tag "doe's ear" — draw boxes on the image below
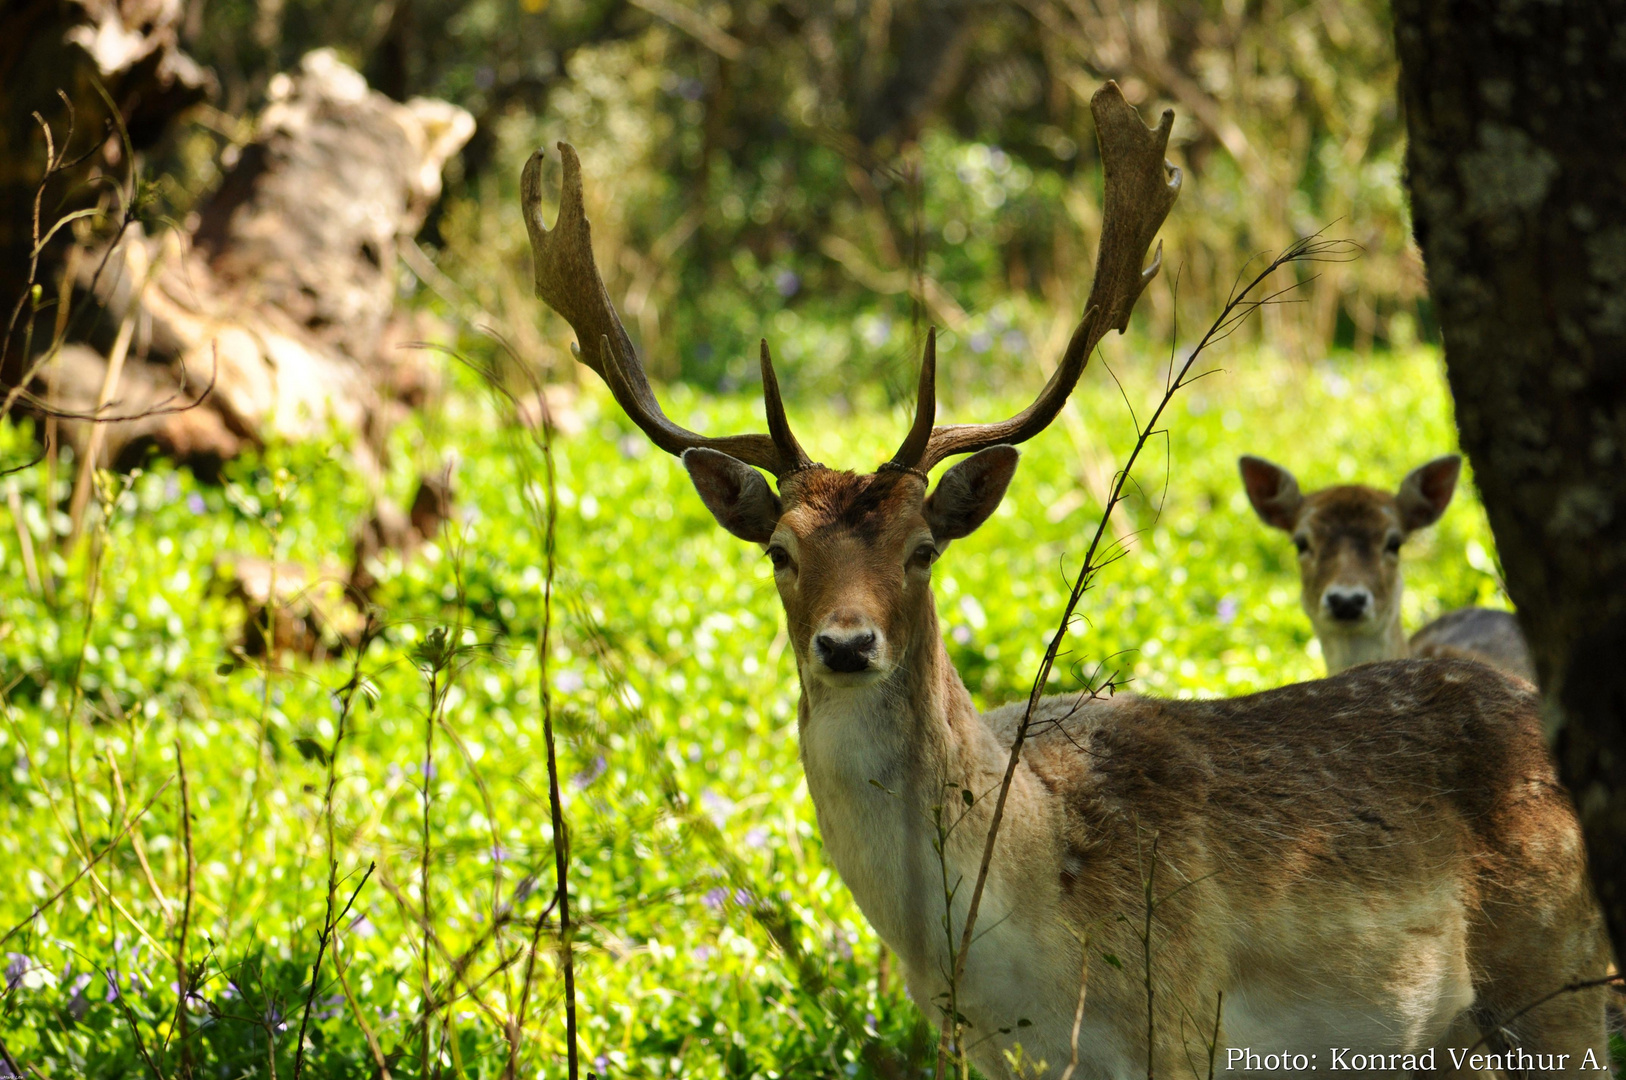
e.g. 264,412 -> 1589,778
1396,454 -> 1461,532
926,445 -> 1019,542
1239,455 -> 1303,531
683,448 -> 782,543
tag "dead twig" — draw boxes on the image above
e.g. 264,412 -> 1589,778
1463,973 -> 1624,1056
945,233 -> 1352,1045
1057,930 -> 1092,1080
173,735 -> 195,1079
105,961 -> 169,1080
292,862 -> 375,1080
450,336 -> 579,1080
0,776 -> 174,949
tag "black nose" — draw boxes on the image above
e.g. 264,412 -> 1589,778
1325,590 -> 1370,621
816,631 -> 877,673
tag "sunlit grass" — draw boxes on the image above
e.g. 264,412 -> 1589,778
0,344 -> 1511,1076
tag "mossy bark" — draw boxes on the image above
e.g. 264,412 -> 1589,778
1393,0 -> 1626,958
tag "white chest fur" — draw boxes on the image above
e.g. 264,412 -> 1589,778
799,685 -> 940,966
798,685 -> 1090,1079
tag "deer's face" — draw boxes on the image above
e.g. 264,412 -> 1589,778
769,471 -> 934,687
1240,454 -> 1463,637
1289,489 -> 1407,633
683,446 -> 1019,690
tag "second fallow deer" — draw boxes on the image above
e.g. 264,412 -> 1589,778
522,86 -> 1606,1077
1239,454 -> 1534,679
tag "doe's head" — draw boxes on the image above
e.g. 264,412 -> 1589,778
1239,454 -> 1462,636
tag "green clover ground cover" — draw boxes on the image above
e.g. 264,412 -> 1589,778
0,345 -> 1512,1077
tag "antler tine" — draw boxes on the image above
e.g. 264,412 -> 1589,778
521,143 -> 802,476
760,339 -> 815,472
886,328 -> 936,472
903,82 -> 1182,474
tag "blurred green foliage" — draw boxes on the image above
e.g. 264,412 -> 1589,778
148,0 -> 1419,401
0,345 -> 1528,1076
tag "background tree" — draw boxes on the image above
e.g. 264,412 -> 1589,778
1393,0 -> 1626,958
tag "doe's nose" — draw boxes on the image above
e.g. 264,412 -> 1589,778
1324,587 -> 1371,622
815,630 -> 878,673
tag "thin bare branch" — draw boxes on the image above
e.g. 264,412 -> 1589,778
292,862 -> 375,1080
0,777 -> 174,949
945,233 -> 1343,1016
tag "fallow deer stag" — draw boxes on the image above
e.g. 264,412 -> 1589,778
521,85 -> 1607,1078
1239,454 -> 1534,680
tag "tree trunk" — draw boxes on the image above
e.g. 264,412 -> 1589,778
1392,0 -> 1626,960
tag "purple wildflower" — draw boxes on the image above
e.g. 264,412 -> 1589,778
862,316 -> 892,348
572,754 -> 607,789
67,973 -> 93,1020
701,790 -> 733,827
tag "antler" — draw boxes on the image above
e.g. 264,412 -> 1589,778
889,81 -> 1182,474
520,144 -> 814,477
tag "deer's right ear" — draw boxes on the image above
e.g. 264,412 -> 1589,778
1396,454 -> 1461,532
1239,456 -> 1303,531
926,445 -> 1020,541
683,448 -> 783,544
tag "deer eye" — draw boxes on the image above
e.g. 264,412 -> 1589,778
1292,535 -> 1310,555
1384,534 -> 1403,555
910,543 -> 939,569
766,545 -> 793,572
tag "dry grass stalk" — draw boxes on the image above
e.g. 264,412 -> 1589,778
941,240 -> 1349,1060
173,734 -> 195,1078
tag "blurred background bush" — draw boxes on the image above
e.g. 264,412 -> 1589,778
120,0 -> 1418,400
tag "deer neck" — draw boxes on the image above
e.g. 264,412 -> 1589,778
795,596 -> 988,970
1318,603 -> 1408,674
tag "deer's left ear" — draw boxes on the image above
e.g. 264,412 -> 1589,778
1396,454 -> 1462,532
683,448 -> 783,543
926,445 -> 1019,542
